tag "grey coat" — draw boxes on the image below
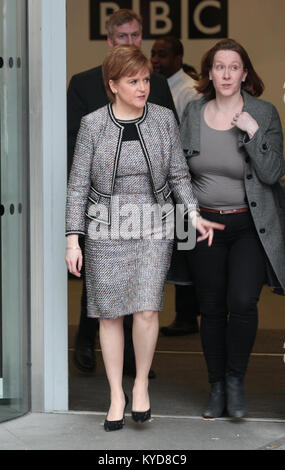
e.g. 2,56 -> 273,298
174,90 -> 285,289
66,102 -> 198,235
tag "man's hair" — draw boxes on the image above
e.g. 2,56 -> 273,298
106,9 -> 143,37
102,45 -> 152,102
162,36 -> 184,58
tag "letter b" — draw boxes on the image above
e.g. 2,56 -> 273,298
150,2 -> 172,35
141,0 -> 181,39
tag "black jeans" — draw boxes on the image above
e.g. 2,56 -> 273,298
191,211 -> 266,383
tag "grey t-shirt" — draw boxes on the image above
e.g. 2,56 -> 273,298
188,104 -> 248,210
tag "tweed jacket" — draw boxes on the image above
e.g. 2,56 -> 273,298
178,90 -> 285,289
66,102 -> 198,235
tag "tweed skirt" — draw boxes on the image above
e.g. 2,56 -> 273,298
84,237 -> 174,318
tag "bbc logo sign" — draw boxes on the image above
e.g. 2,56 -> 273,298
90,0 -> 228,40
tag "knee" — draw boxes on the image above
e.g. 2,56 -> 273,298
134,310 -> 158,324
100,317 -> 122,329
227,293 -> 258,316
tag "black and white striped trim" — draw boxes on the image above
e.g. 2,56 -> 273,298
65,230 -> 86,236
90,185 -> 111,199
85,212 -> 110,225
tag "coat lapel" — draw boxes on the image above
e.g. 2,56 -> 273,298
183,90 -> 272,152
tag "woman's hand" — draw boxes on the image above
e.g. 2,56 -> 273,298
65,235 -> 83,277
231,111 -> 259,139
190,211 -> 225,247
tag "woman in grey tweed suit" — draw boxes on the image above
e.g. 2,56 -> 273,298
65,46 -> 224,431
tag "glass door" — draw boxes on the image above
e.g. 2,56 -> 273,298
0,0 -> 30,422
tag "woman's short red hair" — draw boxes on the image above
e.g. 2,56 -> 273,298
103,45 -> 152,102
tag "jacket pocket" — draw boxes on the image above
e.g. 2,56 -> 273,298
157,181 -> 173,202
85,189 -> 111,225
88,186 -> 101,204
155,182 -> 175,220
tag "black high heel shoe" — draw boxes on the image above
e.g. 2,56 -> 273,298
104,393 -> 129,432
131,408 -> 151,423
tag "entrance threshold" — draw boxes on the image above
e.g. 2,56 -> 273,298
52,410 -> 285,424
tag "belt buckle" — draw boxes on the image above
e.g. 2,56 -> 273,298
219,209 -> 236,214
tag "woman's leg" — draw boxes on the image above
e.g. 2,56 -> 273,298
226,223 -> 266,378
132,310 -> 159,411
190,231 -> 228,417
192,222 -> 228,384
99,316 -> 126,420
224,213 -> 266,417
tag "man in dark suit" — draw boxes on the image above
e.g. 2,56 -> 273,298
67,9 -> 178,377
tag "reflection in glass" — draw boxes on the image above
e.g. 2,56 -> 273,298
0,0 -> 30,422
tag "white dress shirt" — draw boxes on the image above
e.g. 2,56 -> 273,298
167,68 -> 198,122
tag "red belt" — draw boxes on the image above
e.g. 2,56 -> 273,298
200,207 -> 248,215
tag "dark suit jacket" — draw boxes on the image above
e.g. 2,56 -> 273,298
67,65 -> 178,174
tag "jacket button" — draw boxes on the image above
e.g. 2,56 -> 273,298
262,143 -> 268,151
251,202 -> 257,207
245,157 -> 250,163
259,228 -> 266,234
247,174 -> 253,180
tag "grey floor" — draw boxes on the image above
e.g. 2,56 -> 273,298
0,328 -> 284,450
0,411 -> 285,450
69,329 -> 285,420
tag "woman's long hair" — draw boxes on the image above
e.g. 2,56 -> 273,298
196,39 -> 264,99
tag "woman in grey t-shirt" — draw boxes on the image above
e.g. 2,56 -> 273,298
181,39 -> 285,419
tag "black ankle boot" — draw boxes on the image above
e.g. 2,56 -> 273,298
226,375 -> 246,418
203,381 -> 226,418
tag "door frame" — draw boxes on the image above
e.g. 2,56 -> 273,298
28,0 -> 68,412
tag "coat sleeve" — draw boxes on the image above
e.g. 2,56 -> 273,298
243,104 -> 285,185
65,116 -> 93,236
167,112 -> 198,212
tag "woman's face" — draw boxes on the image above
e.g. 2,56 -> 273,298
109,67 -> 150,112
209,50 -> 248,98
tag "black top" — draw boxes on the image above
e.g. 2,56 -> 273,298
117,117 -> 140,142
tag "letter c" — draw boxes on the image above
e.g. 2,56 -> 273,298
193,0 -> 222,35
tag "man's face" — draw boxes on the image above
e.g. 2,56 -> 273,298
151,40 -> 180,78
108,19 -> 142,48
